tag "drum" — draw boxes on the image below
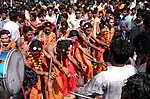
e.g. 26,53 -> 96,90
0,49 -> 25,95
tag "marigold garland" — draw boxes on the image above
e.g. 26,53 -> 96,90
27,52 -> 42,70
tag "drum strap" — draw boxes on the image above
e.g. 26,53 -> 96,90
40,75 -> 46,99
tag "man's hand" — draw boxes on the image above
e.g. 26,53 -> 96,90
95,96 -> 102,99
47,79 -> 53,89
76,76 -> 84,87
49,72 -> 57,79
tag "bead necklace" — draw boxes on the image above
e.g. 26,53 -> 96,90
27,52 -> 42,70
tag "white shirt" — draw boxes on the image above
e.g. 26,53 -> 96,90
130,1 -> 136,10
36,17 -> 42,24
25,10 -> 30,20
3,21 -> 20,42
68,13 -> 76,29
78,65 -> 137,99
71,17 -> 83,30
44,14 -> 56,24
68,13 -> 76,22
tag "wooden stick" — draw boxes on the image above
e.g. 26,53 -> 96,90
69,91 -> 94,99
47,57 -> 54,98
48,57 -> 53,80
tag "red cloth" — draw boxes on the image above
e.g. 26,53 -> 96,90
61,56 -> 77,96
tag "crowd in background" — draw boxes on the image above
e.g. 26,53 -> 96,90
0,0 -> 150,99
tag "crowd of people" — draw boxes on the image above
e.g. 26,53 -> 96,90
0,0 -> 150,99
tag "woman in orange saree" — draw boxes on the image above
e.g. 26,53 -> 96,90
25,39 -> 63,99
96,18 -> 115,73
25,40 -> 48,99
57,21 -> 70,38
38,22 -> 56,48
68,30 -> 96,80
43,41 -> 68,98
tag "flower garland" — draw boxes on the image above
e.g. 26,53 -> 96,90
27,52 -> 42,70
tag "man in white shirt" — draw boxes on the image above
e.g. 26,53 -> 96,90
67,6 -> 76,22
3,11 -> 20,42
44,7 -> 56,24
77,39 -> 137,99
71,9 -> 84,30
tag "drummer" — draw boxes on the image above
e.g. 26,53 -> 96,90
0,29 -> 16,53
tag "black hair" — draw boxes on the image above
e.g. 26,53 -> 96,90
0,29 -> 10,37
80,20 -> 85,26
121,73 -> 150,99
75,9 -> 81,12
61,21 -> 68,28
23,25 -> 33,34
9,11 -> 17,21
57,40 -> 71,54
94,7 -> 98,12
30,13 -> 36,20
59,5 -> 66,11
131,8 -> 136,11
133,32 -> 150,55
67,5 -> 72,11
47,7 -> 53,11
62,13 -> 68,19
87,9 -> 93,13
110,39 -> 134,64
143,12 -> 150,30
19,13 -> 25,21
54,9 -> 58,13
106,9 -> 113,15
1,10 -> 8,14
68,30 -> 79,38
29,39 -> 42,51
43,22 -> 52,28
133,32 -> 150,74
